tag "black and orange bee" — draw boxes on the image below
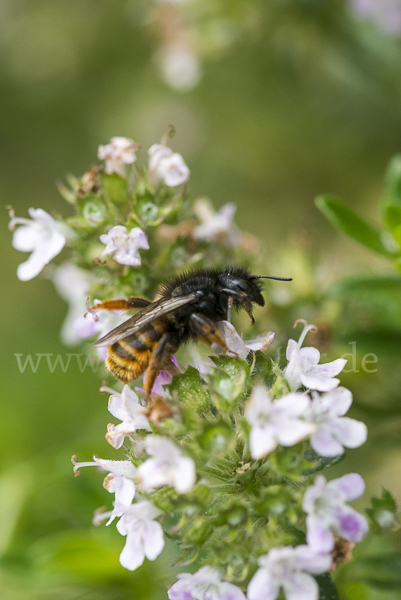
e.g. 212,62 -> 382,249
93,266 -> 291,398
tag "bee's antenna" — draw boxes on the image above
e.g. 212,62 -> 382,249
250,275 -> 293,281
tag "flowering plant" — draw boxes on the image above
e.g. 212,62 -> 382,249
8,132 -> 399,600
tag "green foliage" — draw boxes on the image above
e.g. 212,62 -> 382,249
315,196 -> 395,258
366,488 -> 400,533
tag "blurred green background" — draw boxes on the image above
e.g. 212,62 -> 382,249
2,1 -> 401,598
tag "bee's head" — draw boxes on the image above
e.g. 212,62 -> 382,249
218,267 -> 292,321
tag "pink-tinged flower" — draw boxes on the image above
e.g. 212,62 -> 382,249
216,320 -> 275,360
245,385 -> 316,459
116,500 -> 165,571
100,225 -> 149,266
168,567 -> 246,600
77,301 -> 129,359
303,473 -> 369,553
284,320 -> 347,392
53,263 -> 93,345
350,0 -> 401,35
148,144 -> 190,186
97,136 -> 139,176
9,207 -> 68,281
138,436 -> 196,494
71,456 -> 136,524
306,387 -> 368,457
248,545 -> 332,600
193,198 -> 240,247
105,385 -> 150,449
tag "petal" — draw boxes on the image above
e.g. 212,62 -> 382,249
323,387 -> 353,416
245,331 -> 275,352
334,507 -> 369,542
138,459 -> 169,490
220,582 -> 247,600
328,473 -> 365,502
218,321 -> 248,360
306,515 -> 335,553
284,572 -> 319,600
294,545 -> 332,574
274,393 -> 310,416
113,477 -> 136,506
173,457 -> 196,494
300,347 -> 321,367
308,358 -> 347,378
330,418 -> 368,449
94,458 -> 136,478
247,568 -> 280,600
249,426 -> 277,459
275,419 -> 316,446
108,394 -> 130,422
12,224 -> 39,251
310,428 -> 345,457
301,373 -> 341,393
119,531 -> 145,571
286,339 -> 298,362
142,520 -> 165,561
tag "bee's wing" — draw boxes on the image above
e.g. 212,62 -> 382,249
93,292 -> 198,347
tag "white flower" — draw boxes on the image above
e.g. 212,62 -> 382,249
138,436 -> 196,494
193,198 -> 240,247
53,263 -> 93,345
248,545 -> 332,600
303,473 -> 369,553
9,207 -> 68,281
148,144 -> 190,186
71,456 -> 137,524
159,44 -> 201,91
97,136 -> 139,176
284,320 -> 347,392
116,500 -> 165,571
216,320 -> 275,360
105,385 -> 150,449
168,566 -> 246,600
79,301 -> 129,359
306,387 -> 368,457
100,225 -> 149,266
245,385 -> 316,459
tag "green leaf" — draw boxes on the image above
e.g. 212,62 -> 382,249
350,555 -> 401,590
302,450 -> 344,475
383,201 -> 401,245
366,487 -> 400,531
315,195 -> 394,257
169,367 -> 211,415
316,573 -> 338,600
385,154 -> 401,203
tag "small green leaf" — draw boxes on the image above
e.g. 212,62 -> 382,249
383,201 -> 401,245
366,487 -> 400,531
315,195 -> 394,257
302,450 -> 344,475
316,573 -> 338,600
169,367 -> 211,415
101,173 -> 129,204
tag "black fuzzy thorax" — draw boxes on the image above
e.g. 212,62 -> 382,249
157,266 -> 265,345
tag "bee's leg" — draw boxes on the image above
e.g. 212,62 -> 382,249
190,313 -> 228,351
88,296 -> 152,312
221,288 -> 254,325
143,334 -> 172,401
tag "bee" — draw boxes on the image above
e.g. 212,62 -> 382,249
93,266 -> 292,398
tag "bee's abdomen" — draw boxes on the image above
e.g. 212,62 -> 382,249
105,321 -> 166,384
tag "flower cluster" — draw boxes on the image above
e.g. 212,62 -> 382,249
9,134 -> 373,600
